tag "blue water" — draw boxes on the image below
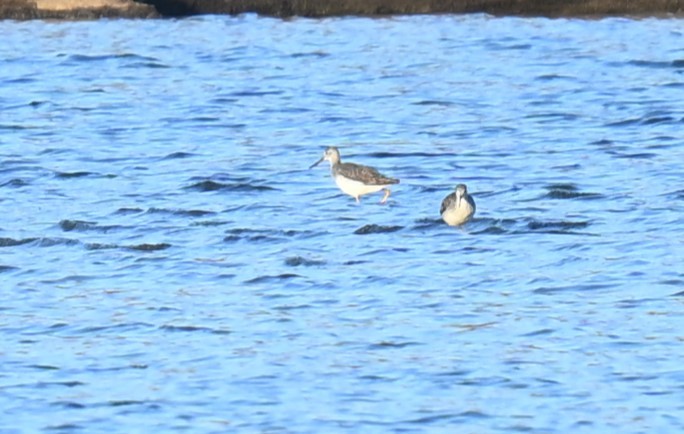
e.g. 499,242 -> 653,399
2,13 -> 684,433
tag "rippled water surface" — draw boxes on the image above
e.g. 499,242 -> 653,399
2,14 -> 684,433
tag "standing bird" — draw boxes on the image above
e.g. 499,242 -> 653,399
440,184 -> 476,226
310,147 -> 399,204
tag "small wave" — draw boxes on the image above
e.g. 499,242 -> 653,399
551,163 -> 582,171
485,40 -> 532,51
624,59 -> 684,69
412,218 -> 443,230
106,400 -> 155,407
369,341 -> 420,349
27,100 -> 49,107
113,207 -> 144,215
84,243 -> 119,250
223,228 -> 308,243
527,220 -> 590,231
284,256 -> 325,267
642,116 -> 676,125
661,82 -> 684,89
0,265 -> 19,273
188,115 -> 220,122
366,151 -> 440,158
185,179 -> 277,192
228,90 -> 284,97
2,77 -> 37,85
53,171 -> 95,179
614,298 -> 661,309
35,238 -> 80,247
59,220 -> 96,232
0,123 -> 35,130
318,115 -> 352,123
260,107 -> 311,114
0,178 -> 29,188
27,364 -> 59,371
123,62 -> 171,69
614,152 -> 657,159
159,325 -> 230,334
0,237 -> 81,248
125,243 -> 171,251
533,283 -> 614,295
521,328 -> 555,337
45,423 -> 84,431
412,100 -> 455,106
209,97 -> 239,104
450,217 -> 517,235
63,53 -> 160,63
405,411 -> 491,424
545,190 -> 603,199
535,73 -> 576,81
39,148 -> 75,155
663,189 -> 684,200
59,220 -> 123,233
162,151 -> 196,159
146,208 -> 216,217
606,115 -> 679,127
660,279 -> 684,287
245,273 -> 301,284
190,220 -> 230,227
590,138 -> 614,146
272,304 -> 312,311
354,224 -> 403,235
524,112 -> 581,122
289,51 -> 329,58
76,322 -> 152,334
544,183 -> 602,199
38,381 -> 86,390
473,226 -> 509,235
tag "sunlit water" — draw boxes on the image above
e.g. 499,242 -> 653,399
1,14 -> 684,433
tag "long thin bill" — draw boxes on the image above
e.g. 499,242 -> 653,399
309,157 -> 324,169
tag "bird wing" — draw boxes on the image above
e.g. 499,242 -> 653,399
337,162 -> 399,185
467,195 -> 476,213
440,192 -> 456,215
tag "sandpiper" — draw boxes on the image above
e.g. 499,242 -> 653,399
440,184 -> 476,226
309,147 -> 399,203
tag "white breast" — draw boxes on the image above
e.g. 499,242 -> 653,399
334,174 -> 386,198
441,202 -> 475,226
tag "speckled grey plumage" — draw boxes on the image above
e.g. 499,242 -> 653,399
333,161 -> 398,186
310,146 -> 399,203
441,184 -> 476,226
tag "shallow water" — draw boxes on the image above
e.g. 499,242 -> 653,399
1,14 -> 684,433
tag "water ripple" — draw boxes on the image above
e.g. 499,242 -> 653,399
185,179 -> 277,192
1,14 -> 683,434
354,224 -> 404,234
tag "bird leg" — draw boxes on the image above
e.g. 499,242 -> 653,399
380,189 -> 391,204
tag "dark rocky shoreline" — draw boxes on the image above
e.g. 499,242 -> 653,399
2,0 -> 683,20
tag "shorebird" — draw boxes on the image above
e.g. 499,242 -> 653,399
309,147 -> 399,203
440,184 -> 476,226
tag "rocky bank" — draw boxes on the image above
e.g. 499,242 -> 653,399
1,0 -> 683,20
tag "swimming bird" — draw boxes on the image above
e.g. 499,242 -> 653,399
309,147 -> 399,203
440,184 -> 476,226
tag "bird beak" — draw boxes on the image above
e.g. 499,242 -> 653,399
309,156 -> 324,169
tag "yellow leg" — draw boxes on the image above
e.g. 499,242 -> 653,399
380,189 -> 391,204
